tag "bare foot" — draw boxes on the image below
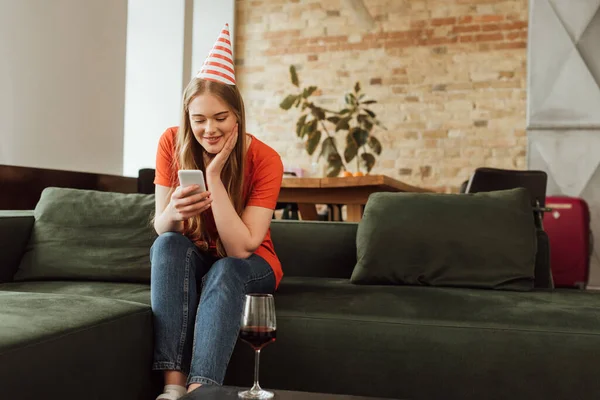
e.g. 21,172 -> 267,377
188,383 -> 202,393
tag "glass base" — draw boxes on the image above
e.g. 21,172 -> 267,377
238,388 -> 274,399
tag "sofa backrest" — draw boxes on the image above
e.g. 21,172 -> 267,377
270,220 -> 357,279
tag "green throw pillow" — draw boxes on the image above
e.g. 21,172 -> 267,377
350,188 -> 537,291
15,187 -> 157,283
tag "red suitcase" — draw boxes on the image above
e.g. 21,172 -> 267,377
543,196 -> 592,289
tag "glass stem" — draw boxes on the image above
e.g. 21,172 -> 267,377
251,349 -> 261,391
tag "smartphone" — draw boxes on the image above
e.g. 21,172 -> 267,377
178,169 -> 207,193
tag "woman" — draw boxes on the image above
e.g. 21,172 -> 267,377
151,24 -> 283,399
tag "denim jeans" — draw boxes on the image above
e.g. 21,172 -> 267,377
150,232 -> 276,386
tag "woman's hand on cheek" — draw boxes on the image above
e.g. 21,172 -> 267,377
206,123 -> 238,179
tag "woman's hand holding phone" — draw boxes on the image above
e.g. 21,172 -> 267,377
168,169 -> 212,221
167,185 -> 212,221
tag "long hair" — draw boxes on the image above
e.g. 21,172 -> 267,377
175,78 -> 246,257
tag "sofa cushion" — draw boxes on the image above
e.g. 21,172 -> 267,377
350,188 -> 537,291
14,187 -> 156,283
0,281 -> 151,305
225,277 -> 600,400
0,291 -> 155,399
270,220 -> 357,278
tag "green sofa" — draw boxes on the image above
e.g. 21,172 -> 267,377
1,188 -> 600,400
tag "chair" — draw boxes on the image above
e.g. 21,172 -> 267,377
462,167 -> 553,289
137,168 -> 156,195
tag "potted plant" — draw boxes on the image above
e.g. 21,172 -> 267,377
280,66 -> 384,177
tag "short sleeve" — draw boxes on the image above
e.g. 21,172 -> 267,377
247,154 -> 284,210
154,127 -> 178,187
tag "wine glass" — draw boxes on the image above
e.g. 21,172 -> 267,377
238,294 -> 277,399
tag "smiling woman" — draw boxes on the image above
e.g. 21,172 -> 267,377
149,23 -> 284,400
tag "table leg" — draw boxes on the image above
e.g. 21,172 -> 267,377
298,203 -> 319,221
346,204 -> 364,222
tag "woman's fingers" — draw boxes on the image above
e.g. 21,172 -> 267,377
175,197 -> 213,218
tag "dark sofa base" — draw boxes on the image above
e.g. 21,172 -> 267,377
2,277 -> 600,400
0,291 -> 155,400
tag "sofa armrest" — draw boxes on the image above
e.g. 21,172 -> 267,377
534,228 -> 553,289
0,211 -> 34,283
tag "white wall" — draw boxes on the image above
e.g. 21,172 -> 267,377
191,1 -> 236,79
122,0 -> 235,177
0,0 -> 128,175
122,0 -> 187,177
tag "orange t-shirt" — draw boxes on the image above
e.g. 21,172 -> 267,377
154,127 -> 284,288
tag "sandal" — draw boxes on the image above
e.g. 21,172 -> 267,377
156,384 -> 187,400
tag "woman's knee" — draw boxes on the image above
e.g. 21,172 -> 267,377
150,232 -> 194,259
206,257 -> 245,281
203,256 -> 273,292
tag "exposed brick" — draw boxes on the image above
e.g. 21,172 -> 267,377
475,15 -> 504,23
236,0 -> 527,192
411,20 -> 428,28
475,33 -> 504,42
420,166 -> 432,178
431,17 -> 457,26
453,25 -> 481,33
494,42 -> 527,50
502,21 -> 528,30
482,24 -> 501,32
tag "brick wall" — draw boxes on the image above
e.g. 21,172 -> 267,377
235,0 -> 528,192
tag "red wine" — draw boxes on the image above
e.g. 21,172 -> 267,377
239,326 -> 276,350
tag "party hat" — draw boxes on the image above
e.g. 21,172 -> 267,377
196,23 -> 236,85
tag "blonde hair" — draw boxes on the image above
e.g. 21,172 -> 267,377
175,78 -> 246,257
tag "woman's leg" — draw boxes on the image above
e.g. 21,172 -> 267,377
187,254 -> 276,388
150,232 -> 215,387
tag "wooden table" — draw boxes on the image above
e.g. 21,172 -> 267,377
279,175 -> 431,222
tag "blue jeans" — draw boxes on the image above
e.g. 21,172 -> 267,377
150,232 -> 276,386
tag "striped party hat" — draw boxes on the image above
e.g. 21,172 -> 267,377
196,23 -> 236,85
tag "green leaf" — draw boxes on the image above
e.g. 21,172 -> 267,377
327,116 -> 341,125
358,94 -> 365,101
336,116 -> 352,131
357,114 -> 373,131
318,137 -> 337,161
280,95 -> 298,110
339,108 -> 351,115
304,119 -> 318,137
326,153 -> 343,177
344,137 -> 358,163
364,108 -> 376,118
306,130 -> 322,155
354,82 -> 361,94
294,96 -> 302,108
361,153 -> 376,173
345,93 -> 357,105
303,86 -> 317,98
351,127 -> 369,147
368,136 -> 382,155
290,65 -> 299,87
311,106 -> 326,120
296,114 -> 308,137
361,100 -> 377,105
